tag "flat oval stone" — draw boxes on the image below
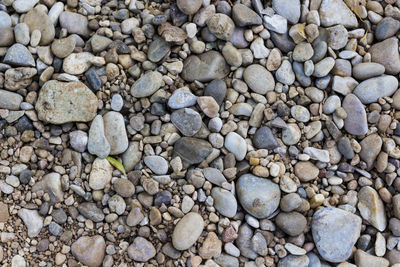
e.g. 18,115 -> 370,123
342,94 -> 368,135
181,51 -> 229,82
172,212 -> 204,250
59,11 -> 90,37
0,90 -> 23,110
211,187 -> 237,218
144,156 -> 169,175
51,36 -> 76,58
312,207 -> 362,263
203,167 -> 227,186
168,89 -> 197,109
173,137 -> 213,166
89,158 -> 113,190
35,80 -> 97,124
224,132 -> 247,161
375,17 -> 400,41
294,161 -> 319,182
236,174 -> 280,219
62,52 -> 93,75
128,237 -> 156,262
171,108 -> 202,136
88,115 -> 111,159
243,64 -> 275,94
131,71 -> 163,98
232,3 -> 262,27
353,75 -> 398,104
148,37 -> 170,63
352,62 -> 385,80
206,13 -> 235,41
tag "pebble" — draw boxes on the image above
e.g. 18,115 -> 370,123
171,108 -> 202,136
352,62 -> 385,80
369,37 -> 400,75
148,37 -> 170,63
88,115 -> 111,159
313,57 -> 335,77
253,126 -> 278,149
0,11 -> 11,28
71,235 -> 105,267
207,13 -> 235,41
375,17 -> 400,41
197,96 -> 219,118
224,132 -> 247,161
294,161 -> 319,182
103,111 -> 129,155
181,51 -> 230,82
278,255 -> 309,267
243,64 -> 275,94
78,203 -> 105,222
359,134 -> 382,170
69,130 -> 87,153
144,156 -> 168,175
263,14 -> 287,34
272,0 -> 300,24
128,237 -> 156,262
168,89 -> 197,109
177,0 -> 202,15
32,173 -> 64,202
358,186 -> 387,231
291,105 -> 310,122
4,44 -> 35,67
59,11 -> 90,37
173,137 -> 212,166
293,42 -> 314,62
172,212 -> 204,250
211,187 -> 237,218
204,79 -> 227,106
18,208 -> 43,238
282,123 -> 301,145
12,0 -> 38,13
23,9 -> 55,45
35,80 -> 97,124
355,249 -> 390,267
51,36 -> 76,58
232,4 -> 262,27
236,174 -> 280,219
353,75 -> 398,104
319,0 -> 358,28
276,60 -> 295,85
276,212 -> 307,236
0,90 -> 23,110
312,207 -> 362,263
110,94 -> 123,111
342,94 -> 368,135
11,255 -> 26,267
280,193 -> 302,212
14,23 -> 30,46
131,71 -> 163,98
89,158 -> 113,190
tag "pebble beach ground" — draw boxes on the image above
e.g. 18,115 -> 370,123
1,0 -> 400,266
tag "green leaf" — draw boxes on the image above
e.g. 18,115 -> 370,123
106,156 -> 126,175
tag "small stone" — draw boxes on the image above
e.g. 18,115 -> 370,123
313,57 -> 335,77
168,89 -> 197,109
23,8 -> 55,45
236,174 -> 280,219
177,0 -> 202,15
204,79 -> 227,106
276,60 -> 295,85
319,0 -> 358,28
211,188 -> 237,218
88,115 -> 111,159
293,42 -> 314,62
276,212 -> 307,236
263,14 -> 288,34
0,90 -> 23,110
110,94 -> 123,112
355,249 -> 389,267
225,132 -> 247,161
359,134 -> 382,170
14,23 -> 30,45
278,255 -> 309,267
51,36 -> 76,58
199,232 -> 222,259
291,105 -> 310,122
144,156 -> 168,175
172,212 -> 204,250
312,207 -> 362,263
181,51 -> 230,82
207,13 -> 235,41
253,126 -> 278,149
342,94 -> 368,135
375,17 -> 400,41
148,37 -> 170,63
352,63 -> 385,80
358,186 -> 387,231
294,161 -> 319,182
13,0 -> 38,13
232,3 -> 262,27
327,25 -> 348,50
0,11 -> 11,28
89,158 -> 113,190
126,207 -> 144,227
197,96 -> 219,118
128,237 -> 156,262
122,142 -> 141,172
59,11 -> 90,37
4,44 -> 35,67
69,130 -> 87,153
369,37 -> 400,75
103,111 -> 128,155
272,0 -> 300,24
71,235 -> 105,267
173,137 -> 212,166
282,123 -> 301,145
250,37 -> 270,59
11,255 -> 26,267
32,173 -> 64,202
62,52 -> 94,75
35,80 -> 97,124
171,108 -> 202,136
113,179 -> 135,198
78,203 -> 105,222
280,193 -> 302,212
18,208 -> 43,238
353,75 -> 398,104
243,64 -> 275,94
131,71 -> 162,98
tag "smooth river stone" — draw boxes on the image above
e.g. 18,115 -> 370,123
35,80 -> 97,124
23,8 -> 55,45
173,137 -> 213,166
130,71 -> 163,98
71,235 -> 105,267
353,75 -> 398,104
236,174 -> 280,219
103,111 -> 129,155
342,94 -> 368,135
211,187 -> 237,218
172,212 -> 204,250
312,207 -> 362,263
243,64 -> 275,94
358,186 -> 387,231
181,51 -> 230,82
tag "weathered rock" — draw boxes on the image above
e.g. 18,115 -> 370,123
18,209 -> 43,238
173,137 -> 213,166
276,212 -> 307,236
89,158 -> 113,190
342,94 -> 368,135
35,80 -> 97,124
0,90 -> 23,110
294,161 -> 319,182
23,8 -> 55,45
206,13 -> 235,41
358,186 -> 387,231
232,4 -> 262,26
88,115 -> 110,159
355,249 -> 389,267
359,134 -> 382,170
59,11 -> 90,37
312,207 -> 361,263
369,37 -> 400,75
243,64 -> 275,94
71,236 -> 105,267
3,44 -> 35,67
224,132 -> 247,161
211,188 -> 237,218
272,0 -> 300,24
32,173 -> 63,202
319,0 -> 358,28
236,174 -> 280,219
62,52 -> 94,75
181,51 -> 230,82
171,108 -> 202,136
77,203 -> 105,222
127,237 -> 156,262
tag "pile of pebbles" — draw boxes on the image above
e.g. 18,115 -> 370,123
2,0 -> 400,266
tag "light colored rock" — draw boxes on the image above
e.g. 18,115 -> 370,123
71,235 -> 105,267
225,132 -> 247,161
18,209 -> 43,238
103,111 -> 129,155
88,115 -> 110,159
358,186 -> 387,231
172,212 -> 204,250
353,75 -> 398,104
89,158 -> 113,190
32,173 -> 63,202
